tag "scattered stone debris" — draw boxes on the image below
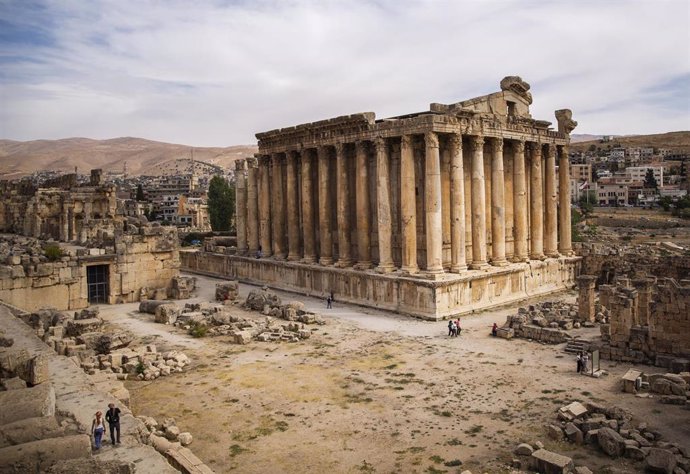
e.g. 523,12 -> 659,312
543,400 -> 690,473
501,301 -> 583,344
215,280 -> 239,303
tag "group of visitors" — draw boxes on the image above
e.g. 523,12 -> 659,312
447,319 -> 462,337
576,351 -> 589,374
91,403 -> 121,450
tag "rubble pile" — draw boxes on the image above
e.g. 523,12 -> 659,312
139,287 -> 324,344
80,345 -> 190,381
542,401 -> 690,473
500,301 -> 588,344
622,369 -> 690,406
138,416 -> 193,447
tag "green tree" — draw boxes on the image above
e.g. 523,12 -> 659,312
578,194 -> 594,217
207,175 -> 235,231
644,168 -> 658,190
136,184 -> 145,201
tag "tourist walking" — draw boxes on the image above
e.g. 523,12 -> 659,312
455,319 -> 462,336
91,411 -> 105,450
105,403 -> 121,445
581,352 -> 589,374
326,295 -> 332,309
491,323 -> 498,337
576,352 -> 582,373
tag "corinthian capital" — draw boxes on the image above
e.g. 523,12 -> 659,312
424,132 -> 439,149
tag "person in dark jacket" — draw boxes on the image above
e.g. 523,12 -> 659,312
105,403 -> 121,445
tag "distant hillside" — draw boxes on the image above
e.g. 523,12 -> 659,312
570,131 -> 690,153
0,137 -> 258,179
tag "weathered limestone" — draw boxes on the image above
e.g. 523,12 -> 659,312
270,153 -> 286,259
558,145 -> 573,256
222,77 -> 579,319
301,149 -> 316,263
375,138 -> 395,273
286,151 -> 301,261
258,156 -> 272,257
470,136 -> 488,269
0,383 -> 55,425
317,146 -> 333,265
529,142 -> 545,260
0,435 -> 91,472
335,143 -> 352,267
577,275 -> 597,322
449,133 -> 467,273
355,141 -> 372,269
246,157 -> 260,255
425,132 -> 443,275
490,138 -> 507,266
544,144 -> 558,257
512,141 -> 529,262
400,135 -> 418,274
234,159 -> 248,255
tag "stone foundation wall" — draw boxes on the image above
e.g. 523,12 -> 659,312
0,230 -> 179,311
597,277 -> 690,365
181,250 -> 580,320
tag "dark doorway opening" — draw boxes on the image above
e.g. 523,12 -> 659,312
87,265 -> 109,304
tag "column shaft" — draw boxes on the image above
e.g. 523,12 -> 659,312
301,149 -> 316,262
355,141 -> 372,268
558,145 -> 573,255
375,138 -> 394,272
317,146 -> 333,265
271,153 -> 286,259
400,135 -> 418,273
544,144 -> 559,257
235,159 -> 248,255
512,142 -> 528,262
529,143 -> 545,259
258,156 -> 272,257
449,133 -> 467,272
246,158 -> 260,254
490,138 -> 507,265
335,143 -> 352,266
286,151 -> 301,260
470,136 -> 488,269
425,132 -> 443,274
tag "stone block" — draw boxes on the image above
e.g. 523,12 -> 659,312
597,427 -> 626,457
546,424 -> 563,440
154,304 -> 180,325
514,443 -> 534,456
65,318 -> 103,337
139,300 -> 168,314
0,383 -> 56,426
645,448 -> 677,473
531,448 -> 574,474
0,377 -> 27,390
564,422 -> 584,445
232,331 -> 252,345
0,416 -> 63,448
0,434 -> 90,472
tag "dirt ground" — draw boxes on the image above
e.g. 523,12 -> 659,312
98,274 -> 690,474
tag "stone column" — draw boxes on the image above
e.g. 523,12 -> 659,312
69,208 -> 76,241
512,141 -> 528,262
400,135 -> 418,274
301,149 -> 316,263
258,156 -> 272,257
424,132 -> 443,275
60,205 -> 69,242
577,275 -> 597,323
544,144 -> 559,257
335,143 -> 352,267
246,158 -> 260,255
470,135 -> 488,269
270,153 -> 286,259
558,145 -> 573,255
355,141 -> 372,269
286,151 -> 301,261
449,133 -> 467,273
490,138 -> 507,266
235,159 -> 248,255
375,137 -> 394,272
529,143 -> 544,260
317,146 -> 333,265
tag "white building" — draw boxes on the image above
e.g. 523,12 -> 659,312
626,166 -> 664,186
597,183 -> 628,206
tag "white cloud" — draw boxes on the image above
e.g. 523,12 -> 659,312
1,0 -> 688,146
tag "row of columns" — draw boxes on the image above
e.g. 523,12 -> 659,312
235,132 -> 573,276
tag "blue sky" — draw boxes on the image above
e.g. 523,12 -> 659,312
0,0 -> 688,146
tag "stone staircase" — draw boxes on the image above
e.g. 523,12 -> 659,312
564,338 -> 590,355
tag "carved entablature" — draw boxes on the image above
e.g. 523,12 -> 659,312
500,76 -> 533,105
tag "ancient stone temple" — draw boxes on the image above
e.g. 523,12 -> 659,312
190,77 -> 581,319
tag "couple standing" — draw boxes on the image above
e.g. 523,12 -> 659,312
91,403 -> 121,450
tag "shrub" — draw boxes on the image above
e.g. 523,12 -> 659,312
188,321 -> 208,338
44,244 -> 63,261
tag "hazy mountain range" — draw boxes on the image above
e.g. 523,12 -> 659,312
1,132 -> 688,180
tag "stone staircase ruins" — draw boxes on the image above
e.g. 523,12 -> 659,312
564,338 -> 591,355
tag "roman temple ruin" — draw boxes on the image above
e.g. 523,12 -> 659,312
183,77 -> 581,319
